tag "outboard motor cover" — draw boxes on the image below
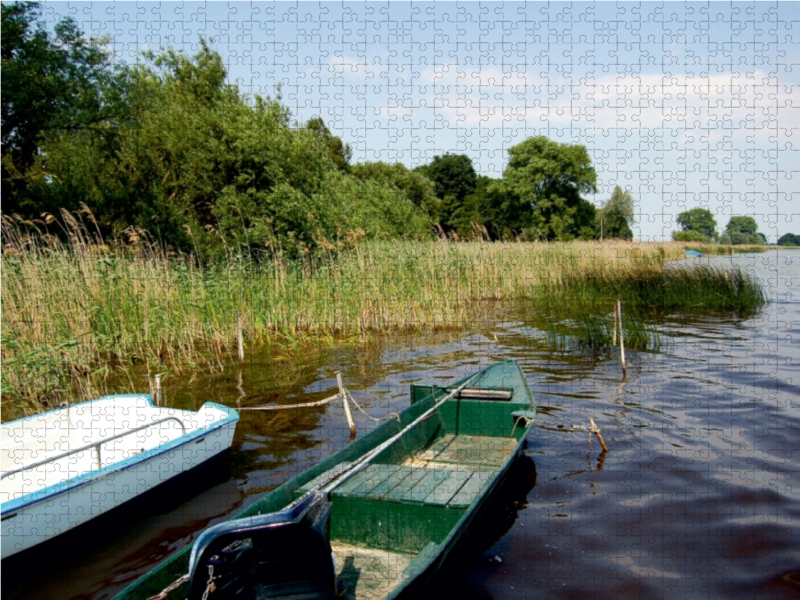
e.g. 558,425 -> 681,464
187,492 -> 336,600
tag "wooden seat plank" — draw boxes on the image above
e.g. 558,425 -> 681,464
421,469 -> 472,506
448,471 -> 495,508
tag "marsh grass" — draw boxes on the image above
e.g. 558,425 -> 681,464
685,243 -> 768,256
1,215 -> 766,417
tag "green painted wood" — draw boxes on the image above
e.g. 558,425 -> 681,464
334,464 -> 392,497
367,466 -> 414,499
382,467 -> 431,502
416,434 -> 517,468
448,471 -> 495,508
421,469 -> 472,506
404,469 -> 453,503
294,462 -> 351,498
330,496 -> 464,554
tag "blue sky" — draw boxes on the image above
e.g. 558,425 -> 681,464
39,1 -> 800,241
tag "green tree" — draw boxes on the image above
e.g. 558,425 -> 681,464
725,216 -> 757,236
304,117 -> 351,172
724,216 -> 765,245
350,161 -> 441,222
414,154 -> 477,231
676,208 -> 718,241
502,136 -> 598,241
2,2 -> 122,214
672,230 -> 706,242
778,233 -> 800,246
597,186 -> 635,240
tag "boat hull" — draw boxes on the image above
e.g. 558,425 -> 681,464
1,398 -> 238,558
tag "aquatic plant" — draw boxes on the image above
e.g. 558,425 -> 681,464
1,215 -> 766,416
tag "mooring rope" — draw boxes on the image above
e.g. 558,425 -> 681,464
237,393 -> 340,411
344,388 -> 400,423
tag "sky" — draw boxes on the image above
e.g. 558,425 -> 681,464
37,1 -> 800,242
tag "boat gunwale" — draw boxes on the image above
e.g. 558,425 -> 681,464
1,398 -> 239,514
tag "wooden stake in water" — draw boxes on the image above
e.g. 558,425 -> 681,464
337,372 -> 356,440
612,301 -> 618,346
237,311 -> 245,362
589,418 -> 609,453
617,299 -> 627,380
154,374 -> 162,405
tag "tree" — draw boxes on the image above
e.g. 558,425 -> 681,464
350,161 -> 441,222
672,230 -> 706,242
724,216 -> 765,245
2,2 -> 122,214
724,216 -> 757,236
414,154 -> 477,231
502,136 -> 597,240
778,233 -> 800,246
304,117 -> 351,172
597,186 -> 635,240
675,208 -> 718,241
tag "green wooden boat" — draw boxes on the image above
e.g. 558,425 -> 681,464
115,359 -> 536,600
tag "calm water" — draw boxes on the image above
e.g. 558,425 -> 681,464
4,250 -> 799,600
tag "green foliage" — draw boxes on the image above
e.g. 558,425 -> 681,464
1,2 -> 124,213
778,233 -> 800,246
502,136 -> 598,241
414,154 -> 477,231
725,215 -> 758,236
597,186 -> 635,239
11,33 -> 429,257
350,161 -> 441,223
304,117 -> 352,172
676,208 -> 718,241
672,230 -> 706,242
720,216 -> 765,245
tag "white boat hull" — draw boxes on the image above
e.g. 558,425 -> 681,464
1,396 -> 239,557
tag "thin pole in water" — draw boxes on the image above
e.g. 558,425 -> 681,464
237,311 -> 245,362
154,374 -> 162,405
617,299 -> 627,380
337,372 -> 356,440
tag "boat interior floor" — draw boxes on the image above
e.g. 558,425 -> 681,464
406,434 -> 518,470
331,543 -> 414,600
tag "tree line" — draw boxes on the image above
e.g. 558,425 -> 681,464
672,208 -> 790,245
2,3 -> 635,259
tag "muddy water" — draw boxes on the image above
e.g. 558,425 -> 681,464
3,250 -> 799,600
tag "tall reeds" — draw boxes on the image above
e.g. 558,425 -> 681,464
1,214 -> 765,417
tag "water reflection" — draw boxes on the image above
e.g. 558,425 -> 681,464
3,251 -> 799,600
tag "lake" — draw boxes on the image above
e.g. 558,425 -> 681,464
3,249 -> 798,600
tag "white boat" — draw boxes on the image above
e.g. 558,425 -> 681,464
0,394 -> 239,557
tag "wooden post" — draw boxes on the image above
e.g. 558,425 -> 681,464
612,301 -> 618,346
589,418 -> 609,453
237,311 -> 245,362
154,374 -> 162,405
337,372 -> 356,440
617,299 -> 627,380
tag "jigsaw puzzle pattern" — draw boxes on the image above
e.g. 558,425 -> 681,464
2,3 -> 798,600
40,1 -> 799,241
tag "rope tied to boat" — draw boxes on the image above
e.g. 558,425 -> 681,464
236,380 -> 400,424
509,415 -> 533,439
344,388 -> 401,423
144,574 -> 189,600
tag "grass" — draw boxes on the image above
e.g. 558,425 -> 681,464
685,243 -> 768,255
1,214 -> 767,418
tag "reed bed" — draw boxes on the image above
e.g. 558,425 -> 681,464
685,243 -> 768,255
1,216 -> 765,417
